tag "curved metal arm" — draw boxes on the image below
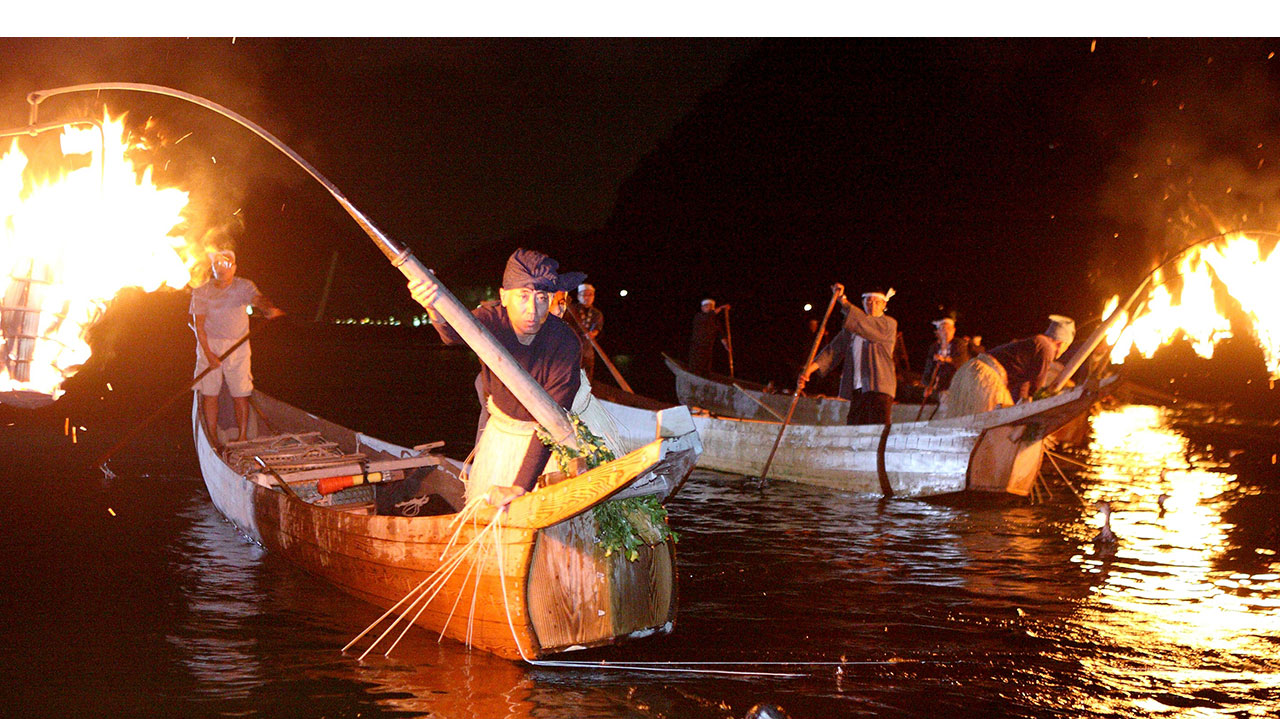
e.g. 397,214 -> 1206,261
1051,229 -> 1280,391
28,82 -> 578,445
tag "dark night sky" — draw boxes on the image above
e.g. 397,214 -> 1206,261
3,36 -> 1279,391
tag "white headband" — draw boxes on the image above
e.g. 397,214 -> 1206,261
861,288 -> 895,302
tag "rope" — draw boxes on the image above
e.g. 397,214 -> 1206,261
1044,448 -> 1090,469
1044,451 -> 1088,507
344,499 -> 498,659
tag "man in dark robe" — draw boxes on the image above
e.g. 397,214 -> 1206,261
800,286 -> 899,425
410,248 -> 584,505
941,315 -> 1075,418
568,283 -> 604,382
987,315 -> 1075,401
921,317 -> 971,396
688,298 -> 728,376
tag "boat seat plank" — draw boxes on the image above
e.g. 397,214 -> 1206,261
271,455 -> 446,484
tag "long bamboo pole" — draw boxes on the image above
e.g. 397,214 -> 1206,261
564,307 -> 633,393
27,83 -> 578,447
723,305 -> 735,378
93,329 -> 254,471
759,284 -> 843,483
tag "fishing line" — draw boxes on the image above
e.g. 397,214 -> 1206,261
490,513 -> 908,680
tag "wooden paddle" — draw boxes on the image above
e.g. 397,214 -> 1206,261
914,363 -> 942,421
253,455 -> 300,499
723,304 -> 735,378
758,283 -> 844,484
94,328 -> 257,475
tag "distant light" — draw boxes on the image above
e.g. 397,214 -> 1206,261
803,303 -> 812,312
619,290 -> 628,297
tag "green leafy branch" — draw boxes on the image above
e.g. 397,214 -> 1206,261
593,495 -> 679,562
537,414 -> 677,561
537,413 -> 615,472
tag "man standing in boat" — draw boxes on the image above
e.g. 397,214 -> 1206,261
191,249 -> 284,445
921,317 -> 971,398
688,298 -> 729,376
940,314 -> 1075,418
410,248 -> 585,507
568,283 -> 604,382
799,286 -> 899,425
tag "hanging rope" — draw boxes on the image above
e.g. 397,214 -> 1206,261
343,499 -> 500,659
1044,450 -> 1088,507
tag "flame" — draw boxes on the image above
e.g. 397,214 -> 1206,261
1104,232 -> 1280,378
1,110 -> 193,405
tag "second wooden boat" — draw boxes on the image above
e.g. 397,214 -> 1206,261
596,375 -> 1114,498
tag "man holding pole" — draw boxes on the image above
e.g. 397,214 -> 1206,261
411,248 -> 585,507
568,283 -> 603,382
921,317 -> 970,397
799,286 -> 898,425
688,298 -> 729,376
191,249 -> 284,445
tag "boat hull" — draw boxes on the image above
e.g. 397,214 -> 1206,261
689,414 -> 975,496
194,391 -> 696,660
598,376 -> 1114,497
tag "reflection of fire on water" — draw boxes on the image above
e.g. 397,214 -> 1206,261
1101,231 -> 1280,379
0,111 -> 193,407
1073,405 -> 1280,705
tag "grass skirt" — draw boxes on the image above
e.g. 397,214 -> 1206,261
465,371 -> 628,504
938,354 -> 1013,419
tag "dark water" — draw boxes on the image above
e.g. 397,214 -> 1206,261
3,319 -> 1279,718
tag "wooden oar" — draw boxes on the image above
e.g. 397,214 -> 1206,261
564,308 -> 634,393
732,383 -> 785,422
758,284 -> 844,484
723,304 -> 735,378
914,363 -> 942,421
253,455 -> 300,499
94,329 -> 254,474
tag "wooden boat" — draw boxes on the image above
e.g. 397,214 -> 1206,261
665,353 -> 962,425
596,374 -> 1115,498
194,390 -> 701,661
665,354 -> 856,424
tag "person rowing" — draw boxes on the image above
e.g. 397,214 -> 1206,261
799,286 -> 899,426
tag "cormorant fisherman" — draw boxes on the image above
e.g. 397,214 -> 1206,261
411,248 -> 585,507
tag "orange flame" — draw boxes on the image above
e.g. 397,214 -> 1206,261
1104,232 -> 1280,378
1,110 -> 193,405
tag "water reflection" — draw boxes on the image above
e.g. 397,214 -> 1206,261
166,497 -> 266,706
1067,404 -> 1280,713
8,397 -> 1278,717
